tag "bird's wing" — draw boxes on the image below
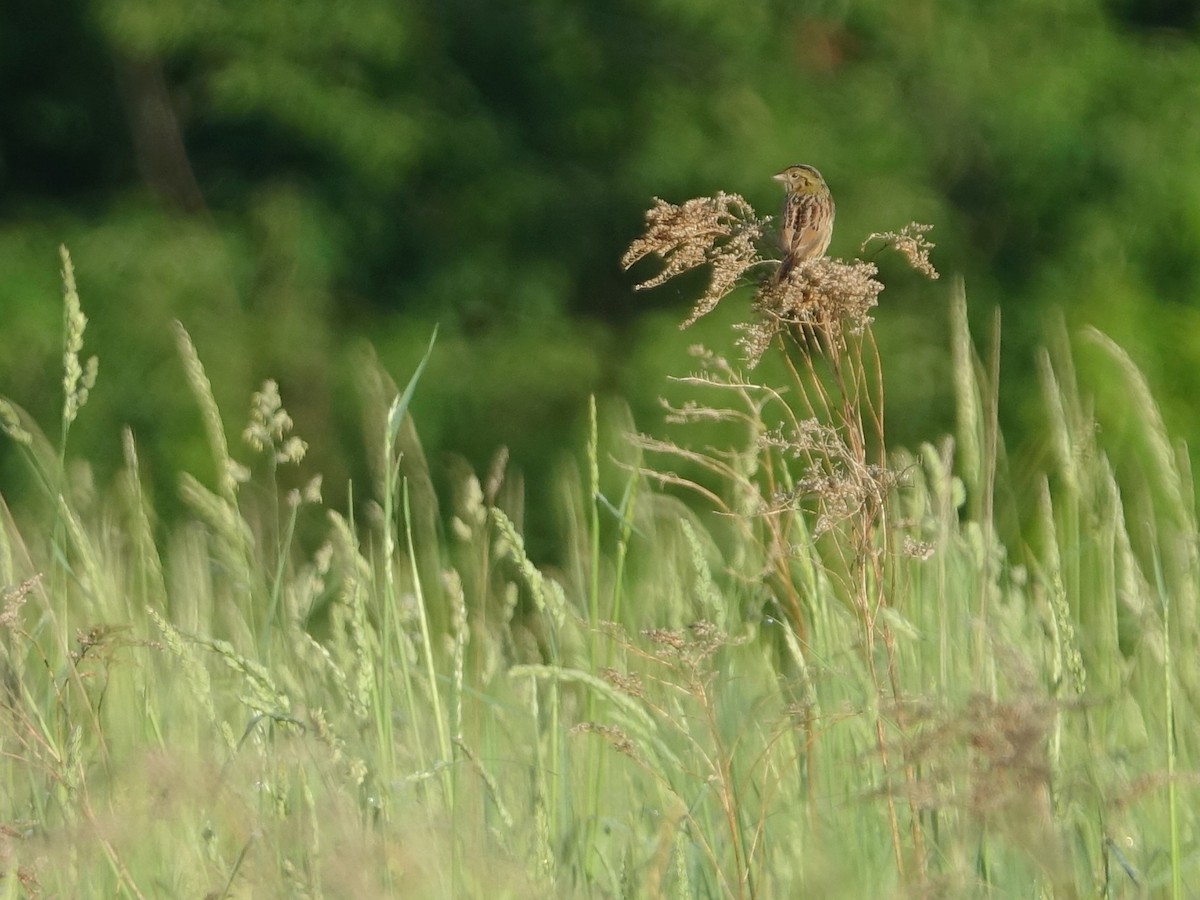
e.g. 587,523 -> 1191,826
782,194 -> 834,261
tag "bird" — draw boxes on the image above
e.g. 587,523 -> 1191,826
773,164 -> 834,281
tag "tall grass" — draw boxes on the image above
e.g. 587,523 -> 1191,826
0,232 -> 1195,897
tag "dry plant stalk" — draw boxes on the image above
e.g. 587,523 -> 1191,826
622,191 -> 939,621
624,189 -> 940,883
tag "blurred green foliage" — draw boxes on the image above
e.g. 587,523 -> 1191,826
2,0 -> 1199,546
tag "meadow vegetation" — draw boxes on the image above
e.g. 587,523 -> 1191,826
1,213 -> 1196,897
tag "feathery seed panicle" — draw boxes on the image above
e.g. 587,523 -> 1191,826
146,606 -> 239,750
621,192 -> 768,328
244,379 -> 308,465
601,667 -> 645,699
301,475 -> 324,504
491,507 -> 569,627
0,399 -> 32,446
757,417 -> 899,535
862,223 -> 940,280
59,246 -> 98,427
889,691 -> 1056,823
570,722 -> 639,759
738,257 -> 884,366
641,621 -> 727,667
174,321 -> 246,498
0,576 -> 40,628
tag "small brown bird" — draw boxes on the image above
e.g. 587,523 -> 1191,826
773,164 -> 834,280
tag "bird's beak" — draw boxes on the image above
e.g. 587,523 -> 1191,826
772,172 -> 787,182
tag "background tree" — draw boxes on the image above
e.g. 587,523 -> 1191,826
2,0 -> 1198,548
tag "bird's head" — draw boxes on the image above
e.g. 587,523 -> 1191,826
773,164 -> 827,193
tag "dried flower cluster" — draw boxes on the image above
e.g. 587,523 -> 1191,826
624,192 -> 937,367
0,576 -> 40,628
889,692 -> 1055,821
621,192 -> 768,328
862,222 -> 939,280
760,419 -> 897,534
601,667 -> 645,698
738,256 -> 884,366
570,722 -> 638,759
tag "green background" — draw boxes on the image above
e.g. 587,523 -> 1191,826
3,0 -> 1199,544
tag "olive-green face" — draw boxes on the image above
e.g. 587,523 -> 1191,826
774,165 -> 825,191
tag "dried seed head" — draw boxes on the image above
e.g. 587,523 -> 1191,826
738,257 -> 884,366
622,193 -> 768,328
862,222 -> 939,280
